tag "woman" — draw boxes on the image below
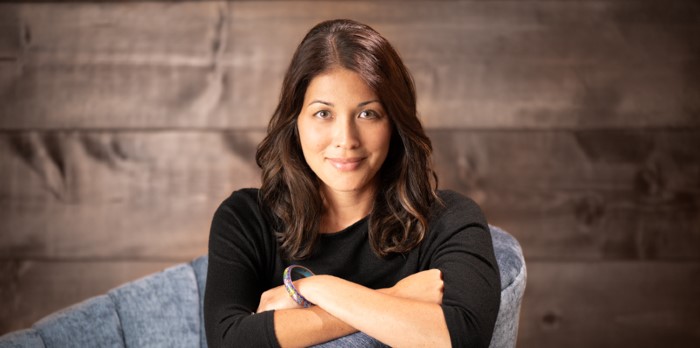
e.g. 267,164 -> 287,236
204,19 -> 500,347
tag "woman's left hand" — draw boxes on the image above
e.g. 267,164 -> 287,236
256,283 -> 304,313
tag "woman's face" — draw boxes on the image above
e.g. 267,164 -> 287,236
297,67 -> 392,197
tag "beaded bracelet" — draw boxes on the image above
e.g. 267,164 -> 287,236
283,265 -> 315,308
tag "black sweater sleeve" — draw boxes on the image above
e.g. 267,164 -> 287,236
203,189 -> 280,348
428,191 -> 501,348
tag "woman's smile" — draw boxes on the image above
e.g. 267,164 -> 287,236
326,157 -> 366,171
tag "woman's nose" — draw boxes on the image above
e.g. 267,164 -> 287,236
333,116 -> 360,149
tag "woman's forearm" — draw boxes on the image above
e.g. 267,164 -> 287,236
273,306 -> 357,347
297,275 -> 451,347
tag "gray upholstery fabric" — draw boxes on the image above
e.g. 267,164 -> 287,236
313,332 -> 390,348
109,263 -> 201,347
34,295 -> 123,347
0,329 -> 44,348
1,225 -> 525,348
489,225 -> 527,348
191,256 -> 210,348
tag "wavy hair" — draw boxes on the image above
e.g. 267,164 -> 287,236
255,19 -> 439,260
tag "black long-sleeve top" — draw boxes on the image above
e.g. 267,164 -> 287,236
204,188 -> 501,347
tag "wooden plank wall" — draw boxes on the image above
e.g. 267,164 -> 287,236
1,1 -> 699,346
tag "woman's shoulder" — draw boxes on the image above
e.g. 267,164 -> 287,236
211,188 -> 277,243
221,188 -> 261,209
430,189 -> 488,230
210,188 -> 278,268
435,190 -> 485,216
214,188 -> 266,225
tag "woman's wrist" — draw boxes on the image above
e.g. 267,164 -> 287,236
283,265 -> 316,307
295,274 -> 331,306
299,276 -> 402,305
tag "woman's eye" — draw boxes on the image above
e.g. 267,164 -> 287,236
314,110 -> 331,119
359,110 -> 379,119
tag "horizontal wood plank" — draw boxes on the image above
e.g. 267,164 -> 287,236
0,4 -> 21,59
7,2 -> 225,63
0,260 -> 177,335
0,65 -> 230,129
431,129 -> 700,260
519,261 -> 700,348
0,129 -> 698,261
0,1 -> 697,129
0,130 -> 263,260
229,1 -> 700,130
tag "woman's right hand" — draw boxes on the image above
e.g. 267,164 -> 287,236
383,269 -> 444,305
257,284 -> 303,313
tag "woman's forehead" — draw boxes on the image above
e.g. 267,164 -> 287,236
303,68 -> 380,106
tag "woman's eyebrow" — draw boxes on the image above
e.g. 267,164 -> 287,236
308,100 -> 333,107
358,99 -> 380,107
307,99 -> 380,107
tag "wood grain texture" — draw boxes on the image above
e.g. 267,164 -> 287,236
0,260 -> 177,335
8,2 -> 224,62
520,261 -> 700,348
0,1 -> 698,129
431,129 -> 700,261
0,130 -> 262,260
0,1 -> 230,130
1,129 -> 697,261
0,4 -> 21,59
229,1 -> 700,130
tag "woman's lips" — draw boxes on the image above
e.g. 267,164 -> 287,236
327,157 -> 364,171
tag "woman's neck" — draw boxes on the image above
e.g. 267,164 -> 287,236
320,186 -> 376,233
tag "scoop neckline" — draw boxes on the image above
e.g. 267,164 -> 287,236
319,216 -> 369,239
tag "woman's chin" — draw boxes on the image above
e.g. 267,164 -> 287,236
321,182 -> 374,195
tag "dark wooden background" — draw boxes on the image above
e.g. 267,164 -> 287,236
1,1 -> 699,346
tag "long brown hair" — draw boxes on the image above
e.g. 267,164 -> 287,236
255,19 -> 439,260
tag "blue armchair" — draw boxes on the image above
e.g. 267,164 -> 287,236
0,225 -> 526,348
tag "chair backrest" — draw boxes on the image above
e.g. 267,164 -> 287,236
0,262 -> 205,348
0,225 -> 525,348
488,225 -> 527,348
